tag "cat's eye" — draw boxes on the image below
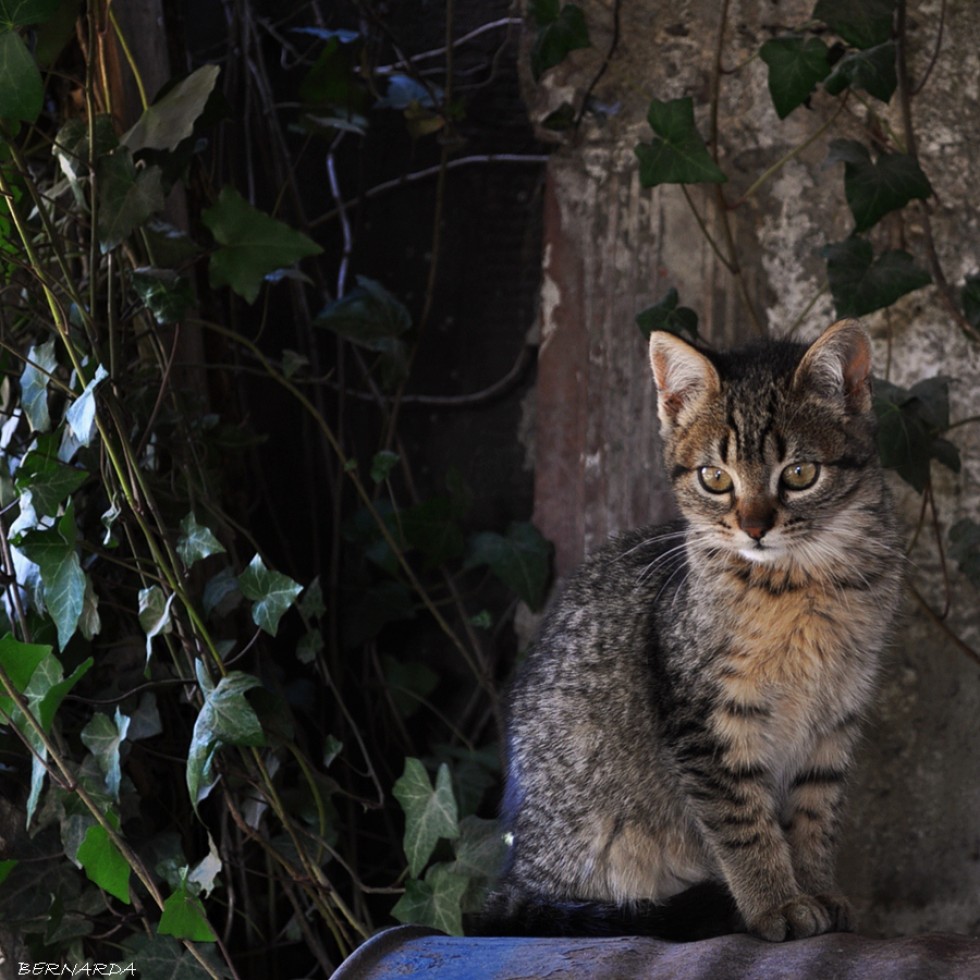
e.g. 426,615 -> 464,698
698,466 -> 734,494
781,462 -> 820,490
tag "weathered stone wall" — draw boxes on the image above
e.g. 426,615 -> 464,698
527,0 -> 980,937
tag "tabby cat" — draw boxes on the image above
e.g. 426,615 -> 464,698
484,319 -> 904,942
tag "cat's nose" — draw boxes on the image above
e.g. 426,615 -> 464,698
738,503 -> 775,540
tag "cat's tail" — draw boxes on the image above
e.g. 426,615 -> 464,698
475,880 -> 741,941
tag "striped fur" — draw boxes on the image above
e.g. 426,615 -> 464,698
485,321 -> 904,942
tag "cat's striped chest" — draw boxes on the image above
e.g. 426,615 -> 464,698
703,564 -> 880,775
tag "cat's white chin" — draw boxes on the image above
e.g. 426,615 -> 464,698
738,546 -> 781,563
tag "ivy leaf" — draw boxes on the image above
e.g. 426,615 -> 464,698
635,288 -> 699,341
20,339 -> 58,433
65,363 -> 109,447
822,237 -> 930,317
158,880 -> 217,942
14,441 -> 88,518
76,822 -> 131,904
962,274 -> 980,330
0,635 -> 51,718
635,97 -> 726,187
315,276 -> 412,387
138,585 -> 175,667
759,36 -> 830,119
530,3 -> 590,81
186,666 -> 264,810
371,450 -> 400,484
96,151 -> 165,252
828,140 -> 932,232
122,64 -> 221,153
873,376 -> 958,491
0,0 -> 59,27
393,758 -> 459,877
824,42 -> 897,102
132,268 -> 195,325
391,864 -> 468,935
465,522 -> 553,611
118,935 -> 231,979
80,708 -> 130,801
23,652 -> 93,734
401,496 -> 465,568
948,519 -> 980,589
14,652 -> 92,823
18,507 -> 87,650
202,186 -> 322,304
451,815 -> 509,913
237,554 -> 302,636
0,31 -> 42,122
813,0 -> 896,50
177,513 -> 226,570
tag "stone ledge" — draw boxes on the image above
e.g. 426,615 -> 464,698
333,925 -> 980,979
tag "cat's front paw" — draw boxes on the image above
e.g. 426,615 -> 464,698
748,895 -> 834,942
813,892 -> 854,932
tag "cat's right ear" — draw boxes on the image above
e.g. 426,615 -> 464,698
648,332 -> 721,429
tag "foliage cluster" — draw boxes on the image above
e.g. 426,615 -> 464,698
0,1 -> 546,975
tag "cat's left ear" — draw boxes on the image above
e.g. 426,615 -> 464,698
792,319 -> 873,414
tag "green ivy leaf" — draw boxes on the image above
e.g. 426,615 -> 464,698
635,97 -> 726,187
530,3 -> 590,81
962,274 -> 980,330
202,186 -> 322,304
465,521 -> 552,611
0,859 -> 16,885
138,585 -> 175,666
18,653 -> 92,823
65,363 -> 109,447
822,237 -> 930,317
824,42 -> 896,102
759,36 -> 830,119
96,150 -> 165,252
186,666 -> 264,810
121,64 -> 221,153
635,288 -> 699,341
393,758 -> 459,877
177,513 -> 226,570
14,441 -> 88,518
132,268 -> 195,325
873,376 -> 958,491
315,276 -> 412,387
158,880 -> 217,942
0,0 -> 59,28
118,934 -> 231,979
80,708 -> 130,800
948,518 -> 980,589
77,822 -> 131,904
391,864 -> 468,935
813,0 -> 896,50
828,140 -> 932,232
401,496 -> 465,569
20,339 -> 58,433
237,554 -> 302,636
451,815 -> 509,913
18,507 -> 87,649
0,635 -> 51,718
0,31 -> 42,122
371,450 -> 400,484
